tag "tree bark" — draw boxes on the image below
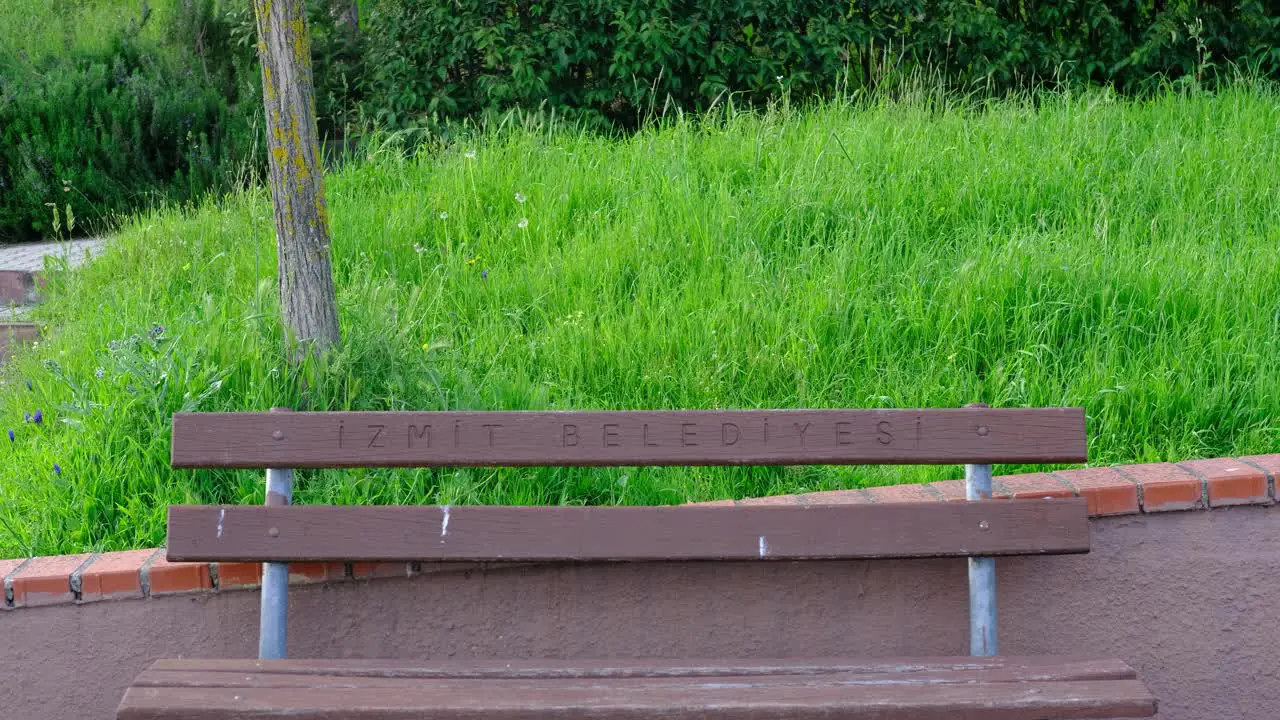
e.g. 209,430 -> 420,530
254,0 -> 341,362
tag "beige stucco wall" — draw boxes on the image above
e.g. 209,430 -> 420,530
2,505 -> 1275,718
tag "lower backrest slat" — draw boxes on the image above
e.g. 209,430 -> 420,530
166,500 -> 1090,563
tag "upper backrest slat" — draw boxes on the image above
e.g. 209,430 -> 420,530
171,408 -> 1087,469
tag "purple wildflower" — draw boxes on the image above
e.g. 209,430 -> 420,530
53,463 -> 61,476
23,412 -> 30,423
7,429 -> 13,442
32,409 -> 42,425
25,380 -> 32,391
481,269 -> 488,280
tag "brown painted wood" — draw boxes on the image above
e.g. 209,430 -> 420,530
136,657 -> 1138,686
117,657 -> 1156,719
165,499 -> 1090,562
134,669 -> 1144,693
141,656 -> 1138,681
170,408 -> 1087,468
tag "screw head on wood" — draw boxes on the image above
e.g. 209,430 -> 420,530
272,430 -> 284,441
979,520 -> 990,531
268,527 -> 280,538
976,425 -> 990,436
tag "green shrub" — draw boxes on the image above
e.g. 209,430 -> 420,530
2,0 -> 1278,240
0,0 -> 260,242
360,0 -> 1280,129
218,0 -> 367,149
0,0 -> 360,242
0,38 -> 255,240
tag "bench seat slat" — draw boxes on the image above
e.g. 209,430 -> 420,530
118,658 -> 1155,720
166,500 -> 1090,563
171,408 -> 1087,468
140,656 -> 1136,680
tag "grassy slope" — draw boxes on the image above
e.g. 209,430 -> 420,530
0,1 -> 172,68
2,86 -> 1278,556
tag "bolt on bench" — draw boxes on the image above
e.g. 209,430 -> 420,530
118,407 -> 1156,719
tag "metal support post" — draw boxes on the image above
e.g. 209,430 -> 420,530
259,408 -> 293,660
966,461 -> 998,656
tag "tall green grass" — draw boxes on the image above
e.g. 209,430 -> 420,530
0,0 -> 173,69
2,85 -> 1278,556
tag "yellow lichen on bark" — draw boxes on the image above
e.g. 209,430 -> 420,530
262,64 -> 275,101
290,17 -> 310,63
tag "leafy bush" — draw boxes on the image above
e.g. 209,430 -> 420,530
360,0 -> 1280,129
0,0 -> 360,242
219,0 -> 367,149
2,0 -> 1277,240
0,38 -> 254,240
0,0 -> 257,242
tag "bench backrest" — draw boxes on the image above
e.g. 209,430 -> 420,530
168,501 -> 1090,562
166,407 -> 1089,563
171,408 -> 1086,468
167,406 -> 1090,660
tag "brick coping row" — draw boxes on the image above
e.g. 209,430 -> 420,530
2,454 -> 1276,610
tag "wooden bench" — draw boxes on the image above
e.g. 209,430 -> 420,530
118,407 -> 1157,719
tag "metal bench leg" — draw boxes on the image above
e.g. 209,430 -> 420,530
966,461 -> 998,656
259,465 -> 293,659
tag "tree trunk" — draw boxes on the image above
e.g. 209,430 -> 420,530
253,0 -> 341,363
